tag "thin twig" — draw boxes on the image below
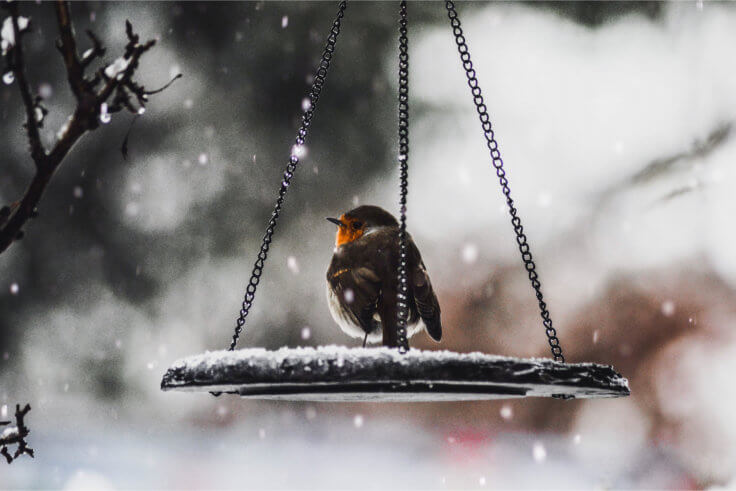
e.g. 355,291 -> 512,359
80,29 -> 105,68
54,0 -> 84,99
8,2 -> 45,165
144,73 -> 182,95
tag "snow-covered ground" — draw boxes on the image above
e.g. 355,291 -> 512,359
0,409 -> 695,489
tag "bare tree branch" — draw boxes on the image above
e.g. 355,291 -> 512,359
591,122 -> 732,217
80,29 -> 105,69
54,0 -> 85,100
6,2 -> 45,165
0,404 -> 33,464
0,0 -> 180,255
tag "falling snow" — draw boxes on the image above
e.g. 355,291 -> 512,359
462,243 -> 479,264
287,256 -> 300,274
661,300 -> 675,317
353,414 -> 364,428
3,4 -> 734,488
532,442 -> 547,463
125,202 -> 139,217
300,326 -> 311,340
291,144 -> 307,159
343,288 -> 354,303
281,16 -> 288,29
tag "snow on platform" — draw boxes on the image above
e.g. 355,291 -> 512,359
160,346 -> 630,402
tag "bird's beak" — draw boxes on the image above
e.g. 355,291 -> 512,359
326,217 -> 343,227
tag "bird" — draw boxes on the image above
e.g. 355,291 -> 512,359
325,205 -> 442,348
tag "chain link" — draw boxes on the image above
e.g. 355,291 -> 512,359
444,1 -> 565,363
395,0 -> 410,354
227,0 -> 348,352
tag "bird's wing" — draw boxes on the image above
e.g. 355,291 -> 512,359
328,266 -> 382,333
410,240 -> 442,342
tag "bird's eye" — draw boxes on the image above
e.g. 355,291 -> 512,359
352,221 -> 362,230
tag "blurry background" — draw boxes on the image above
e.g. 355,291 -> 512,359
1,1 -> 735,488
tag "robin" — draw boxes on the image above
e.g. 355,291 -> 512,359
326,205 -> 442,348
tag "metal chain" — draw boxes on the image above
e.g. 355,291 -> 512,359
227,0 -> 348,352
395,0 -> 410,354
444,1 -> 565,363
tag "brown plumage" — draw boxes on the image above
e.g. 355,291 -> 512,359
326,205 -> 442,347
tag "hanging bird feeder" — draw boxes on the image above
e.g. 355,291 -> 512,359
161,1 -> 630,402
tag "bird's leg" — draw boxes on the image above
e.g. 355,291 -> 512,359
382,324 -> 398,347
362,332 -> 368,348
379,295 -> 399,348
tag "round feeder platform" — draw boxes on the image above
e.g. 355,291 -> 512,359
161,346 -> 630,402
